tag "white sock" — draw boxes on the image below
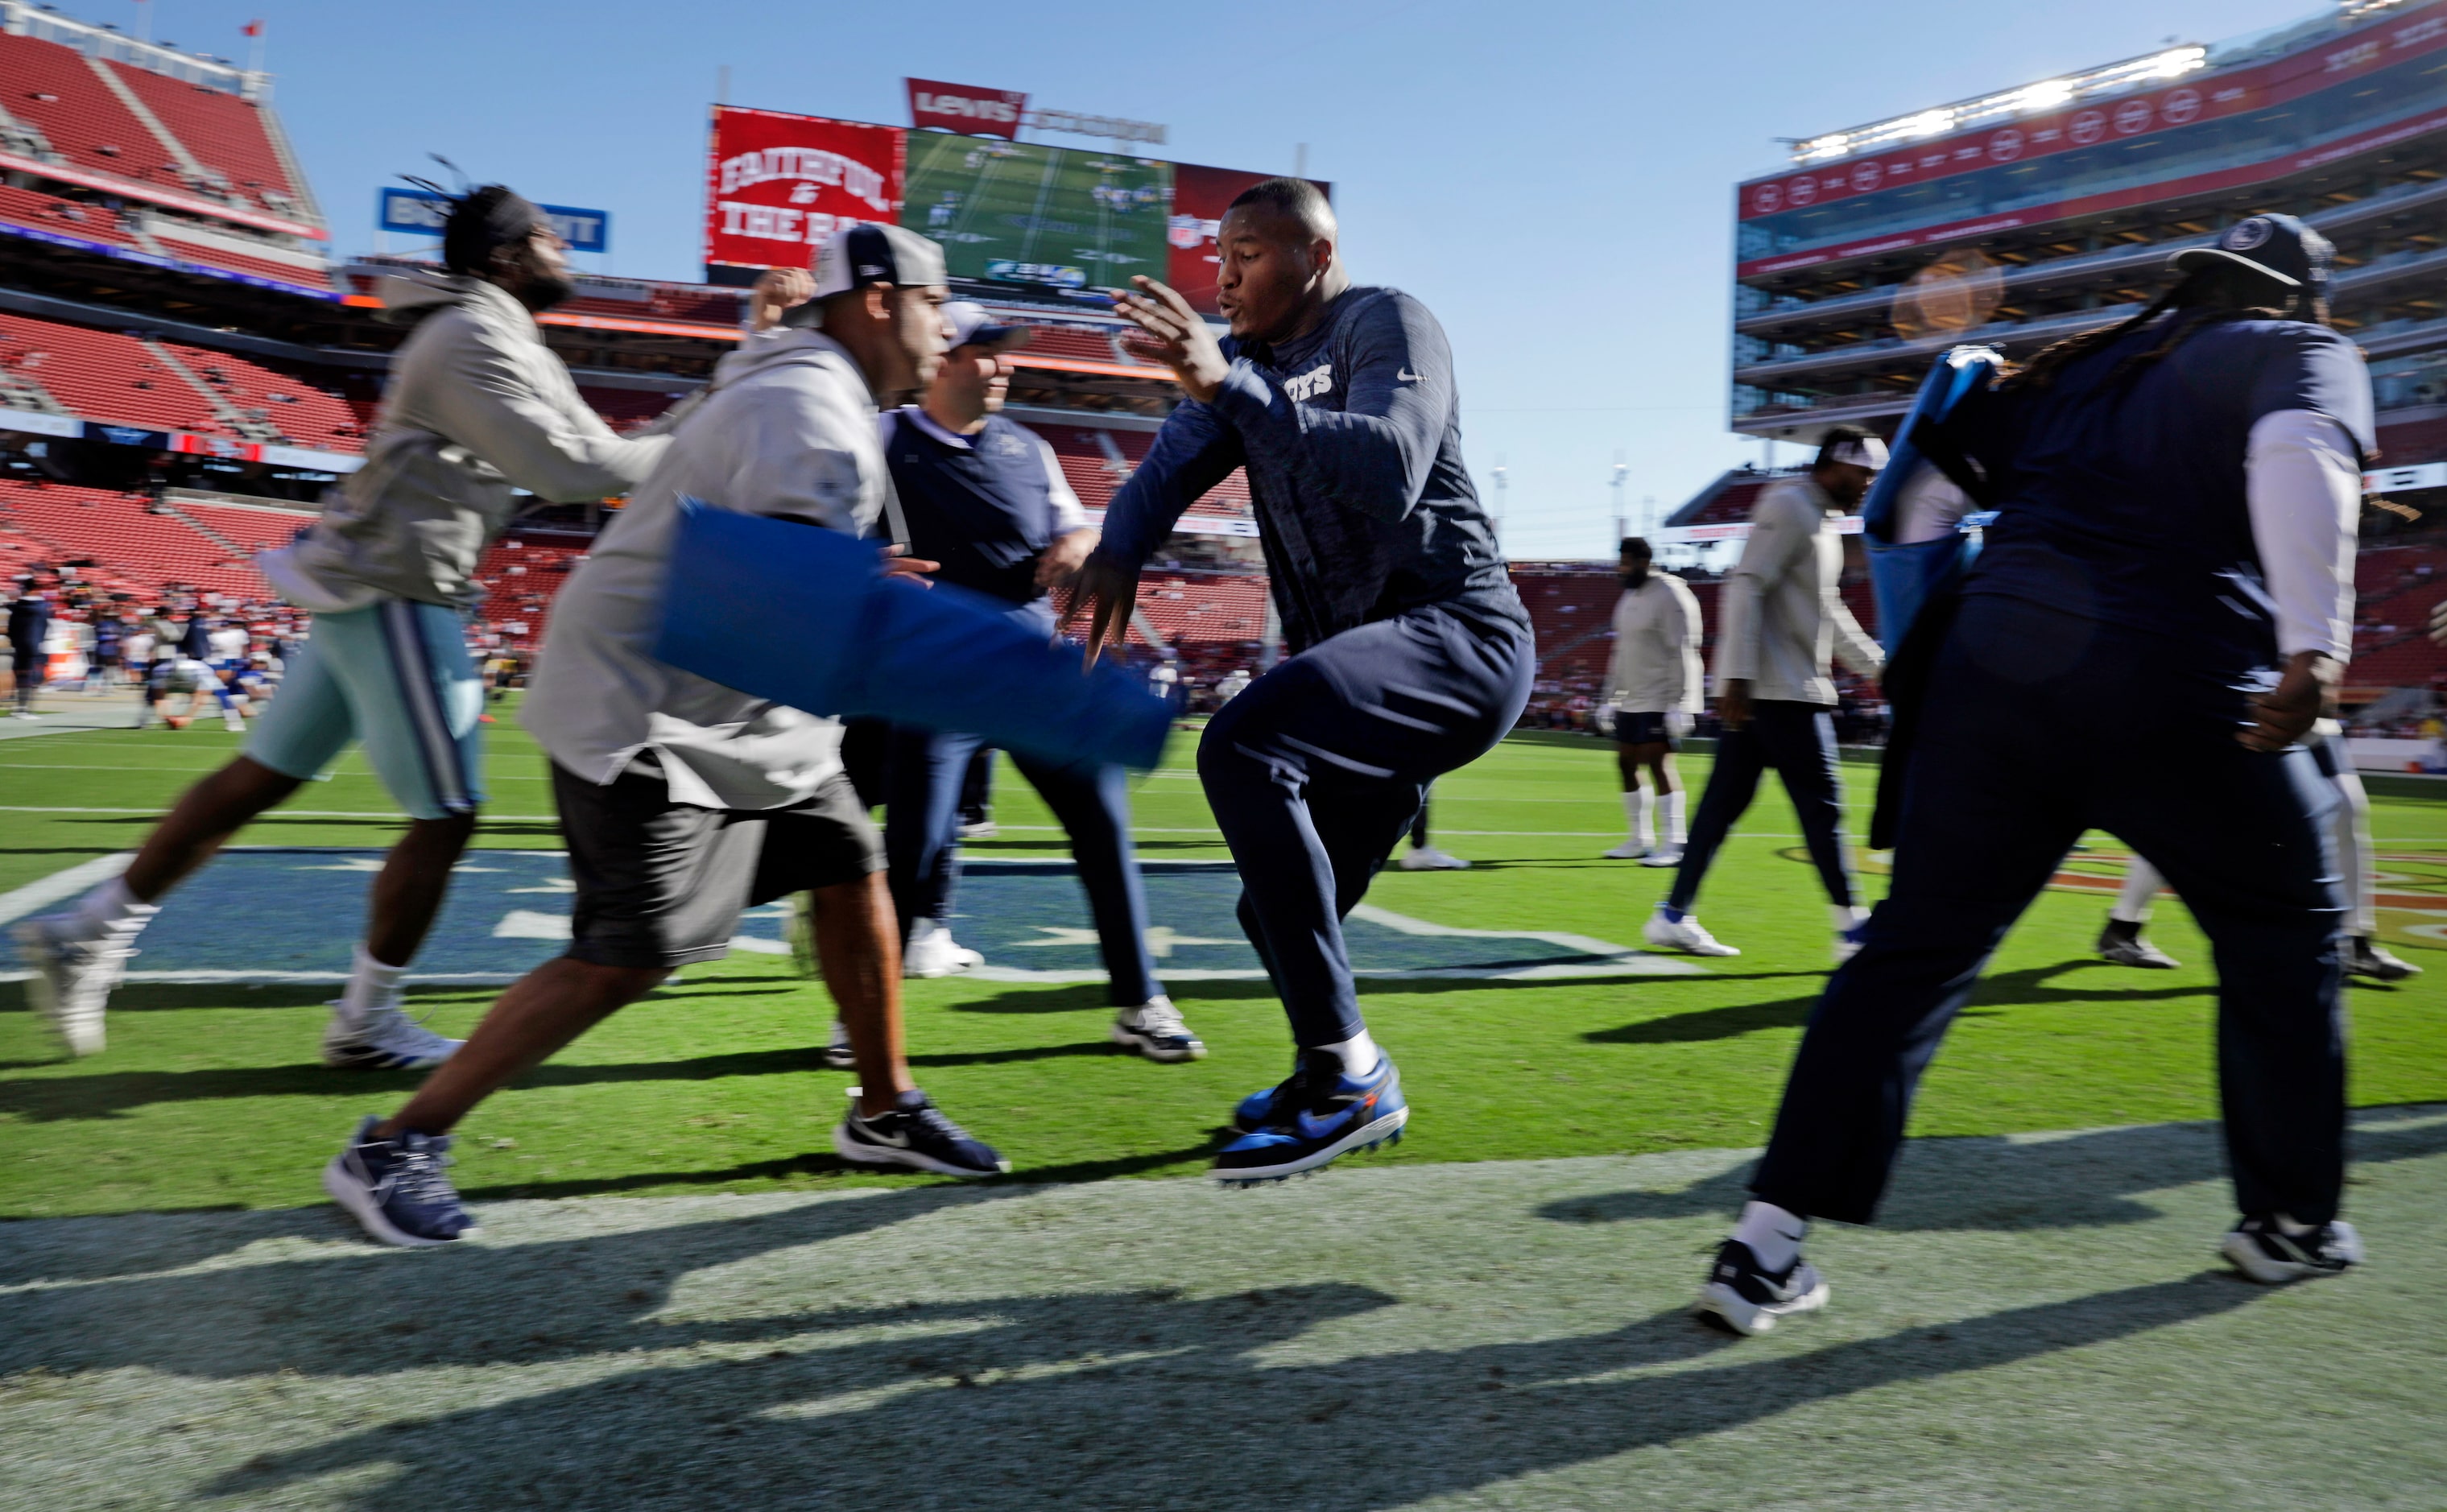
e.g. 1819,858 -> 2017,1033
338,944 -> 408,1027
1734,1200 -> 1808,1272
66,876 -> 155,940
1830,903 -> 1867,933
1660,790 -> 1686,845
1313,1028 -> 1380,1077
1625,789 -> 1654,846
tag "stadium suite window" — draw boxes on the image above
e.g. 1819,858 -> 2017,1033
1742,56 -> 2441,258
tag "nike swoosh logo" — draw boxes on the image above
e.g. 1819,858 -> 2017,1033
1396,369 -> 1426,383
858,1123 -> 911,1148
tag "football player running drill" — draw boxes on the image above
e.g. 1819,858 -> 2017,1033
14,187 -> 665,1068
1073,179 -> 1534,1184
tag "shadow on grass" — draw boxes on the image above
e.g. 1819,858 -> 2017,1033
1584,960 -> 2213,1046
458,1138 -> 1221,1203
1536,1104 -> 2447,1234
167,1270 -> 2258,1510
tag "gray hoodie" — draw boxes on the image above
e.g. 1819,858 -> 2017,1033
523,328 -> 893,810
259,273 -> 667,612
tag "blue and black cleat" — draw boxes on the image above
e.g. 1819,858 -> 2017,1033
1212,1048 -> 1409,1184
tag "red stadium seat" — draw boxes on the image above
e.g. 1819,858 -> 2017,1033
101,60 -> 306,217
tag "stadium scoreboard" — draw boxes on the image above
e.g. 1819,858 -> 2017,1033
705,103 -> 1325,312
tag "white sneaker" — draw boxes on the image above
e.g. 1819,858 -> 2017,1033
821,1018 -> 855,1070
1603,839 -> 1652,861
1643,907 -> 1741,957
321,997 -> 461,1072
1397,846 -> 1470,871
1111,996 -> 1205,1061
11,915 -> 138,1056
958,820 -> 998,840
903,918 -> 983,978
1638,842 -> 1685,868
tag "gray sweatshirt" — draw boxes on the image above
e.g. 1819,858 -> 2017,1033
1713,477 -> 1883,706
260,274 -> 667,612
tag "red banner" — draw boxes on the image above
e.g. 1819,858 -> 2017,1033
1165,164 -> 1333,316
704,105 -> 905,275
905,78 -> 1027,141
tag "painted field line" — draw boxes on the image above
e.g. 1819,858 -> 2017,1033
0,852 -> 134,927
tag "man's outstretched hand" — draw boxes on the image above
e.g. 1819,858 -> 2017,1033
1060,552 -> 1140,670
880,545 -> 939,584
2238,651 -> 2341,752
1110,276 -> 1230,403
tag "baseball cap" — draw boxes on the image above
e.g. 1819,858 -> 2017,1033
944,301 -> 1031,351
810,222 -> 948,300
1825,435 -> 1890,470
2170,213 -> 2332,296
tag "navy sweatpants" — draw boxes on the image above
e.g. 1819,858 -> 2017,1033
1668,700 -> 1854,912
1199,604 -> 1534,1046
885,726 -> 1161,1008
1752,595 -> 2346,1226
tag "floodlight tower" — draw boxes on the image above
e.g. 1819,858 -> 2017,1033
1608,455 -> 1627,555
1490,458 -> 1508,545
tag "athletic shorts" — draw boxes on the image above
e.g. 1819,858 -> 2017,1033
553,754 -> 883,969
1614,711 -> 1681,749
245,598 -> 485,821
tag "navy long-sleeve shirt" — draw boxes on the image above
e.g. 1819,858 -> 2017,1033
1099,286 -> 1524,654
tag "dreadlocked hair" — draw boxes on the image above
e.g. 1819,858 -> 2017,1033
2001,263 -> 2317,397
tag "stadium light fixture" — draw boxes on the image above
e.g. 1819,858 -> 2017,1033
1797,133 -> 1851,163
2151,46 -> 2207,78
2019,79 -> 2075,114
1900,109 -> 1955,138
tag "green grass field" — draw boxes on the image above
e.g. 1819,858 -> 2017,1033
5,709 -> 2446,1510
2,705 -> 2441,1218
902,130 -> 1171,285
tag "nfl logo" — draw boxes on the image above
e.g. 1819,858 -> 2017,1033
1167,215 -> 1204,250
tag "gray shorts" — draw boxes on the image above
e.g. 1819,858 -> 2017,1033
552,754 -> 882,969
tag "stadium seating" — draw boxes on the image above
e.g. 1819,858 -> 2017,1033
101,60 -> 303,216
1037,424 -> 1252,518
469,534 -> 590,647
149,238 -> 329,291
0,184 -> 147,250
1130,571 -> 1270,643
0,31 -> 182,188
577,386 -> 684,433
159,341 -> 361,448
0,479 -> 265,597
0,319 -> 217,432
1017,324 -> 1129,365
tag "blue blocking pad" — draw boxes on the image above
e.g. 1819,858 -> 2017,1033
1860,344 -> 2001,654
654,499 -> 1174,771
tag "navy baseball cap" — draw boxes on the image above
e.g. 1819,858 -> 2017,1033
2171,213 -> 2333,297
944,301 -> 1031,351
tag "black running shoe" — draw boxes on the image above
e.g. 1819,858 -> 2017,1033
1694,1238 -> 1829,1336
2221,1215 -> 2364,1283
833,1088 -> 1010,1178
2342,936 -> 2420,983
2098,919 -> 2180,969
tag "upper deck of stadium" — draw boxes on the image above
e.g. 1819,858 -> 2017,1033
1728,0 -> 2447,473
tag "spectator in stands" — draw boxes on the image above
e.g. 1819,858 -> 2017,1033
872,300 -> 1201,1061
1647,428 -> 1886,961
13,184 -> 666,1068
1601,535 -> 1702,864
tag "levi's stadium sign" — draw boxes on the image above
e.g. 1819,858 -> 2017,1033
903,77 -> 1166,147
907,79 -> 1027,141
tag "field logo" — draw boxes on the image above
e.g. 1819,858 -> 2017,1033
0,852 -> 1705,985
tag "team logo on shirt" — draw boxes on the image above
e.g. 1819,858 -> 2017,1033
1283,364 -> 1334,402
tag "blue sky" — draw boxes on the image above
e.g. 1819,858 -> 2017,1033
124,0 -> 2312,557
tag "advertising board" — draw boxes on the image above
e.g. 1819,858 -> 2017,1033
381,187 -> 611,254
704,106 -> 905,280
905,78 -> 1027,141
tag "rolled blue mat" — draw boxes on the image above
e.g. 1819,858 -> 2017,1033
654,499 -> 1175,771
1860,344 -> 2001,655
